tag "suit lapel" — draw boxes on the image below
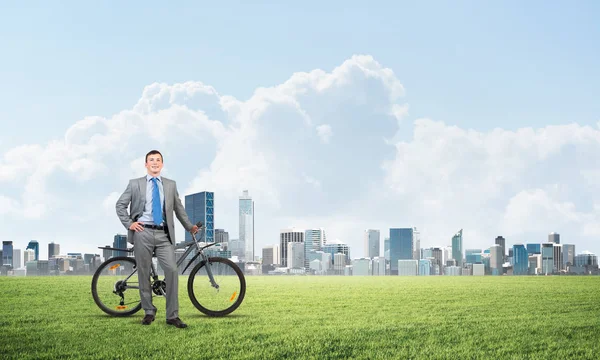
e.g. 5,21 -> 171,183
138,177 -> 147,211
164,179 -> 173,211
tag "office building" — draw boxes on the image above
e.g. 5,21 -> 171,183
322,240 -> 350,266
512,244 -> 528,275
563,244 -> 575,267
548,232 -> 560,244
185,191 -> 215,244
413,229 -> 420,260
364,229 -> 380,259
2,241 -> 13,267
526,243 -> 541,255
419,259 -> 431,276
305,228 -> 326,268
239,190 -> 254,261
541,243 -> 554,274
262,245 -> 280,266
372,257 -> 386,276
48,242 -> 60,259
12,249 -> 22,269
287,242 -> 304,269
472,263 -> 485,276
495,236 -> 506,262
452,229 -> 463,266
490,245 -> 503,275
280,229 -> 304,268
389,228 -> 413,275
26,240 -> 39,261
113,235 -> 128,257
553,244 -> 563,272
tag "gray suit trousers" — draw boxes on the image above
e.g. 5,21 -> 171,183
133,228 -> 179,319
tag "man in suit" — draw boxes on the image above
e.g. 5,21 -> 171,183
116,150 -> 198,328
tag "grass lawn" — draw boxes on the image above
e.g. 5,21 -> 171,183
1,275 -> 599,359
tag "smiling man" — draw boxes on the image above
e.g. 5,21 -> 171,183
116,150 -> 198,328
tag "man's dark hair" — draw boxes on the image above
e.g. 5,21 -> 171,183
145,150 -> 163,163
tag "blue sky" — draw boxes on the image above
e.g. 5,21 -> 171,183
1,1 -> 600,260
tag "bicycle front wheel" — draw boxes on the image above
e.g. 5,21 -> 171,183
187,257 -> 246,316
91,256 -> 142,316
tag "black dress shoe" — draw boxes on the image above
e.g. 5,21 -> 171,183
141,314 -> 155,325
166,317 -> 188,328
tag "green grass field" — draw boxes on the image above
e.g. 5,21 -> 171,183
1,276 -> 599,359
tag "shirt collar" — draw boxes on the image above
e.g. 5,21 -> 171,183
146,174 -> 162,182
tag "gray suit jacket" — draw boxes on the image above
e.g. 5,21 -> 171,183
115,176 -> 193,244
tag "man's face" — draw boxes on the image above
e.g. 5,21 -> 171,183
145,154 -> 163,176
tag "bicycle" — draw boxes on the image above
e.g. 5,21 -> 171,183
91,222 -> 246,317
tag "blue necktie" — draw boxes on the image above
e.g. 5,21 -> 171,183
151,177 -> 162,225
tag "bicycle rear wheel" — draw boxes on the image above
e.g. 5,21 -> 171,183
187,257 -> 246,316
91,256 -> 142,316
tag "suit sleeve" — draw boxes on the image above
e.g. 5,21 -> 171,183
173,181 -> 194,231
116,180 -> 134,230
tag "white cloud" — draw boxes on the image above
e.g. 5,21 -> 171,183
316,124 -> 332,144
2,55 -> 600,259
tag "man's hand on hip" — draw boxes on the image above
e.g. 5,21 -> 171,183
129,222 -> 144,232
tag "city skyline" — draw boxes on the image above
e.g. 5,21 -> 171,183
3,3 -> 600,261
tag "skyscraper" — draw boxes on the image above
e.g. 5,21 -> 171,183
541,243 -> 554,274
12,249 -> 22,269
495,236 -> 505,262
562,244 -> 575,267
548,232 -> 560,244
26,240 -> 39,261
48,242 -> 60,259
364,229 -> 380,259
113,235 -> 128,257
2,241 -> 13,267
305,228 -> 326,269
413,228 -> 420,260
389,228 -> 413,275
513,244 -> 528,275
452,229 -> 463,267
215,229 -> 229,246
322,241 -> 351,266
490,245 -> 503,275
526,243 -> 541,255
280,229 -> 304,267
553,244 -> 563,272
185,191 -> 215,244
287,242 -> 304,269
239,190 -> 254,261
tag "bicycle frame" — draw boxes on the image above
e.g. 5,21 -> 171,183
101,225 -> 221,295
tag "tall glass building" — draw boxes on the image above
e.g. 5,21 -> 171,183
452,229 -> 463,267
562,244 -> 575,267
364,229 -> 380,259
548,232 -> 560,244
526,243 -> 541,255
185,191 -> 215,244
513,244 -> 528,275
48,242 -> 60,259
389,228 -> 413,275
239,190 -> 254,261
2,241 -> 13,267
490,245 -> 503,275
541,243 -> 554,274
113,235 -> 128,257
280,229 -> 304,268
305,228 -> 326,269
26,240 -> 39,261
495,236 -> 506,262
